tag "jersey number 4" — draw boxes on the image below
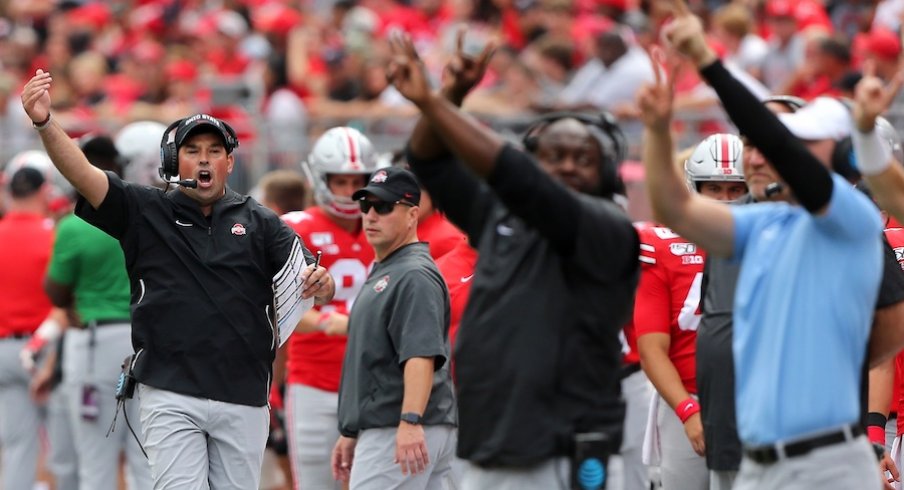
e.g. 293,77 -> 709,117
677,272 -> 703,332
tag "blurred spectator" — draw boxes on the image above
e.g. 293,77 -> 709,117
256,170 -> 309,215
463,59 -> 542,116
263,54 -> 309,168
782,34 -> 851,100
759,0 -> 807,92
859,28 -> 902,82
711,4 -> 768,77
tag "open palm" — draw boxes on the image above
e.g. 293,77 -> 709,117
20,69 -> 52,123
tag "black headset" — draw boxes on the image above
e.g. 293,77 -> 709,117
521,111 -> 627,199
159,115 -> 239,181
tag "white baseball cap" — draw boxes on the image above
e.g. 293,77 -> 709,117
777,97 -> 852,141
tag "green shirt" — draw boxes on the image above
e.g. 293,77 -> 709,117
47,214 -> 130,323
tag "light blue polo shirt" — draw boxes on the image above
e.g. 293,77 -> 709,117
731,174 -> 883,446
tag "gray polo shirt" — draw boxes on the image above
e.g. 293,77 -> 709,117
338,242 -> 456,437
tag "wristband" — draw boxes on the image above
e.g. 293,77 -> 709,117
852,126 -> 893,176
675,397 -> 701,423
32,113 -> 52,131
867,412 -> 888,445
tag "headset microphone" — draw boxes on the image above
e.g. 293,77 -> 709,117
764,182 -> 784,199
172,178 -> 198,188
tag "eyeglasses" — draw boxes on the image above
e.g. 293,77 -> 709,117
358,199 -> 414,215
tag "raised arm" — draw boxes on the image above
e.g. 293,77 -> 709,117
637,50 -> 734,257
20,70 -> 108,208
664,6 -> 833,215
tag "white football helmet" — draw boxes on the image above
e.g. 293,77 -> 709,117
3,150 -> 71,194
115,121 -> 167,187
684,133 -> 745,192
301,127 -> 377,219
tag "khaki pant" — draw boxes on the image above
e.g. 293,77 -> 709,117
350,425 -> 457,490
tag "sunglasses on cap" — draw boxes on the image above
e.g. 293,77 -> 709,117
358,199 -> 415,215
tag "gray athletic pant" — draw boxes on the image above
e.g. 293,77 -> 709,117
349,425 -> 457,490
138,384 -> 270,489
656,395 -> 708,489
0,337 -> 42,490
63,324 -> 151,490
609,368 -> 653,490
708,470 -> 736,490
734,435 -> 880,490
46,384 -> 79,490
461,458 -> 570,490
286,383 -> 341,490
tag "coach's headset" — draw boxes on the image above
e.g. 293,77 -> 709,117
521,111 -> 627,199
159,115 -> 239,187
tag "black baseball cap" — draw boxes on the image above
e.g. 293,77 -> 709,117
352,167 -> 421,205
174,114 -> 238,153
9,167 -> 45,198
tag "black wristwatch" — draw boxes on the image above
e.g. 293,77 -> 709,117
400,412 -> 423,425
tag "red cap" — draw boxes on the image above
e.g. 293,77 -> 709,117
252,5 -> 303,36
67,3 -> 112,31
166,60 -> 198,82
765,0 -> 795,18
866,29 -> 901,61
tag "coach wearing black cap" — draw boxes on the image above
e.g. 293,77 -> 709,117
21,69 -> 336,489
332,167 -> 457,490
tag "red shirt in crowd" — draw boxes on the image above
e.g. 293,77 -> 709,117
0,212 -> 54,337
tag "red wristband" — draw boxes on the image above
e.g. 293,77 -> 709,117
868,425 -> 886,445
675,397 -> 701,423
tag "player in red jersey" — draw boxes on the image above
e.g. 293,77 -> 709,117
637,134 -> 747,490
282,126 -> 378,490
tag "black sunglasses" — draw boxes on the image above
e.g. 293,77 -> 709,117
358,199 -> 414,215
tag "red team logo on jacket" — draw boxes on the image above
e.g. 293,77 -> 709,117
231,223 -> 246,236
374,275 -> 390,293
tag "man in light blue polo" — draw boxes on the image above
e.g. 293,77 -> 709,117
638,7 -> 884,489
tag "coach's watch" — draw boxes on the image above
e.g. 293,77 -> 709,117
400,412 -> 423,425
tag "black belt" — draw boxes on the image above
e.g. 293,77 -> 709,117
0,332 -> 30,340
619,362 -> 642,380
744,424 -> 864,465
77,319 -> 130,330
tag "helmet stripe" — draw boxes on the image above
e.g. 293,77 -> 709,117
344,128 -> 358,164
719,134 -> 729,169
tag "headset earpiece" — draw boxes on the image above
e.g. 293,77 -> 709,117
159,119 -> 183,181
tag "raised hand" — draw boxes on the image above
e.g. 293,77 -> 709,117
636,47 -> 678,131
854,60 -> 904,133
21,69 -> 52,124
386,31 -> 434,107
660,0 -> 715,68
441,27 -> 496,104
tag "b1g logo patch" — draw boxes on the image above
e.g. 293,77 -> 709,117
373,275 -> 390,293
231,223 -> 246,236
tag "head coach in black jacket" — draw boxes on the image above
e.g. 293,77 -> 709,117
21,69 -> 336,489
385,31 -> 640,490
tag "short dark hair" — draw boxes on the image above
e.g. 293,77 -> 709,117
80,134 -> 124,176
9,167 -> 45,198
258,170 -> 308,214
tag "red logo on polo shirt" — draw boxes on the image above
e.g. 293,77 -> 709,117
231,223 -> 246,236
374,275 -> 390,293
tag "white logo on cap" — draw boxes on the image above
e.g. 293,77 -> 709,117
371,171 -> 388,183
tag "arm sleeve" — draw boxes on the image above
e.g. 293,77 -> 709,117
698,60 -> 833,213
74,171 -> 137,240
634,234 -> 672,337
46,217 -> 79,286
405,147 -> 497,248
387,270 -> 449,370
485,144 -> 586,256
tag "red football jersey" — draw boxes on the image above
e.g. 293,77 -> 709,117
282,207 -> 375,391
884,227 -> 904,435
0,212 -> 54,337
621,221 -> 653,366
634,225 -> 705,394
418,212 -> 466,261
435,239 -> 478,348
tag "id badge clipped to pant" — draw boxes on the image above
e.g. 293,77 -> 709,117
80,384 -> 100,421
